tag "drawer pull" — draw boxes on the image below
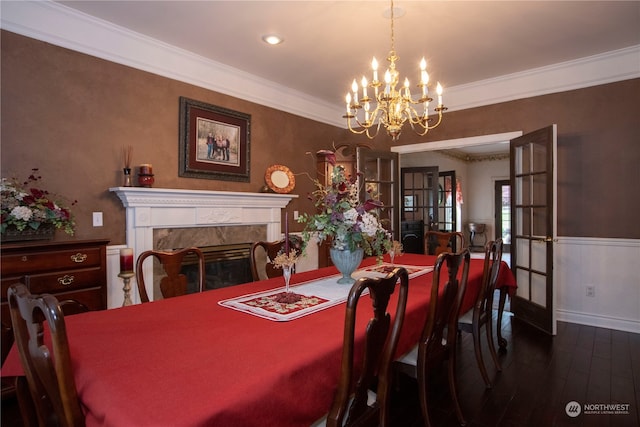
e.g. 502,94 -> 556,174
71,253 -> 88,263
58,275 -> 75,286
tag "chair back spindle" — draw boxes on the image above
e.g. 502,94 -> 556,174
326,267 -> 410,427
424,231 -> 465,255
250,237 -> 302,282
458,239 -> 503,388
136,247 -> 205,302
8,283 -> 85,427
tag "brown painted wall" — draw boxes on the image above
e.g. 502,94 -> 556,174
1,31 -> 349,244
2,30 -> 639,242
381,80 -> 640,239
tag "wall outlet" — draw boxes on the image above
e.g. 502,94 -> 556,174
92,212 -> 103,227
293,210 -> 299,220
586,286 -> 595,297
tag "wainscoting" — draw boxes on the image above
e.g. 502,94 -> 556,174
555,237 -> 640,333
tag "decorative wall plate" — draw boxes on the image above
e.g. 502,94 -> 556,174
265,164 -> 295,194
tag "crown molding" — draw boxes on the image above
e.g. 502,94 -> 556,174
435,150 -> 510,163
2,0 -> 639,128
443,45 -> 640,112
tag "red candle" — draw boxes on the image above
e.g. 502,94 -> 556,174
284,212 -> 290,255
120,248 -> 134,273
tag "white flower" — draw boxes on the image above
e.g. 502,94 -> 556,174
343,208 -> 359,225
360,212 -> 382,237
10,206 -> 33,222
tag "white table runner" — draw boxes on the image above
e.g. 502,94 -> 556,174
218,263 -> 433,321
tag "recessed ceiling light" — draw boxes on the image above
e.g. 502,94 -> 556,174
262,34 -> 284,45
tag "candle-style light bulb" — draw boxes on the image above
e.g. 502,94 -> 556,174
422,70 -> 429,97
420,57 -> 427,71
345,93 -> 351,113
404,78 -> 410,96
351,79 -> 359,104
361,76 -> 368,98
436,82 -> 443,106
371,57 -> 379,82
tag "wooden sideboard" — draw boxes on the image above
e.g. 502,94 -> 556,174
0,239 -> 110,332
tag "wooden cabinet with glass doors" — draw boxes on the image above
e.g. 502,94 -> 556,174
315,145 -> 399,267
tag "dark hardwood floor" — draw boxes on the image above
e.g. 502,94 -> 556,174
390,315 -> 640,427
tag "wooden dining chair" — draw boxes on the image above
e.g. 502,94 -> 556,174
395,249 -> 470,427
136,247 -> 205,303
7,283 -> 85,427
250,237 -> 302,281
2,297 -> 89,427
458,239 -> 503,388
315,267 -> 410,427
424,230 -> 465,256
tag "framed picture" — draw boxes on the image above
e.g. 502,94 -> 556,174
404,195 -> 418,212
178,97 -> 251,182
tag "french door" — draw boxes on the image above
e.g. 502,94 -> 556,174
510,125 -> 557,335
494,179 -> 511,252
357,148 -> 400,240
401,167 -> 439,253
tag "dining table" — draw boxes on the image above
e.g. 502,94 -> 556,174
2,253 -> 516,427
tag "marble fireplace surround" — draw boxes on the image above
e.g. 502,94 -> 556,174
110,187 -> 297,301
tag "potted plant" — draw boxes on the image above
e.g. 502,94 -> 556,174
1,168 -> 76,241
298,150 -> 391,283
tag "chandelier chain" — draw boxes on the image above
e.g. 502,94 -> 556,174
390,0 -> 395,54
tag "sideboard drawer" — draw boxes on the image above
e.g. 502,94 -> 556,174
1,247 -> 103,276
25,267 -> 103,294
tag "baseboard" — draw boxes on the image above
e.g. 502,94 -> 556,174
557,309 -> 640,334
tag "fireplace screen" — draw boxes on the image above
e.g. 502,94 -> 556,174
179,243 -> 253,293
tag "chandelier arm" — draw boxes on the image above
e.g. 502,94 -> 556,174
346,119 -> 368,135
407,120 -> 431,137
364,121 -> 382,140
426,110 -> 445,130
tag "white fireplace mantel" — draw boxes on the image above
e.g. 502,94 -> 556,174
110,187 -> 298,251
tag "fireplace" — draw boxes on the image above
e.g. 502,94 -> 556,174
110,187 -> 298,303
180,243 -> 253,293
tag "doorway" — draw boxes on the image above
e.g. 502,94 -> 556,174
400,166 -> 439,254
495,179 -> 511,252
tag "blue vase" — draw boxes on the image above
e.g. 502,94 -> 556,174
330,247 -> 364,284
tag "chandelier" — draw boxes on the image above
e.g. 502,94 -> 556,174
343,0 -> 446,141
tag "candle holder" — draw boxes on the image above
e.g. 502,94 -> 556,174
118,272 -> 135,306
271,251 -> 302,304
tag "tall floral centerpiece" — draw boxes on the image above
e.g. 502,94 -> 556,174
1,169 -> 76,241
298,151 -> 391,284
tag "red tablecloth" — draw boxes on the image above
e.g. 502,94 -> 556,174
2,253 -> 516,427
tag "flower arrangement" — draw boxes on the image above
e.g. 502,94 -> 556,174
1,169 -> 76,236
298,150 -> 392,260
